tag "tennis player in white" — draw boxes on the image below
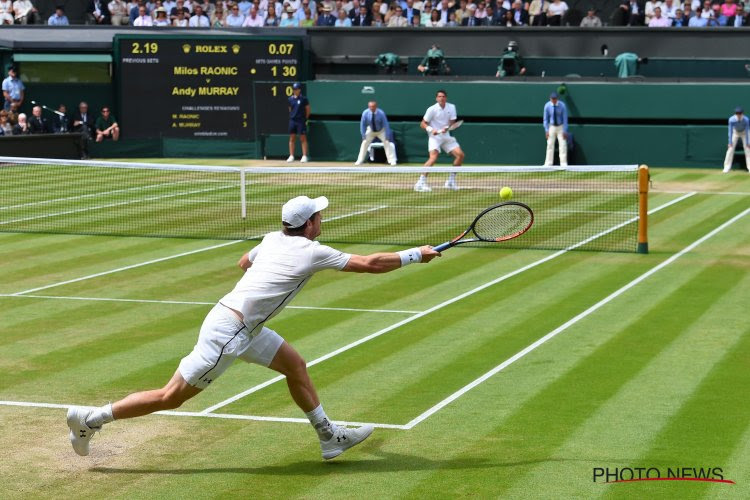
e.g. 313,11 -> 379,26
414,89 -> 466,193
66,195 -> 440,460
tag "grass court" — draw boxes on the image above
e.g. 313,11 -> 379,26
0,165 -> 748,498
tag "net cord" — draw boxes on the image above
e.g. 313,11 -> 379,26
0,156 -> 637,175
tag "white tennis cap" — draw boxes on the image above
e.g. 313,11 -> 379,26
282,195 -> 328,228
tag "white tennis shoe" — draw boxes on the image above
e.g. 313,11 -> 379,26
444,179 -> 459,191
414,180 -> 432,192
300,155 -> 309,163
286,155 -> 295,162
320,425 -> 374,460
67,406 -> 100,456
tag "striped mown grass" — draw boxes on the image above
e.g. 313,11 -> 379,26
0,167 -> 747,499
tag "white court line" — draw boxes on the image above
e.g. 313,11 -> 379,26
0,294 -> 420,314
0,400 -> 406,430
200,193 -> 696,415
9,206 -> 387,297
0,184 -> 236,226
0,181 -> 191,211
323,205 -> 388,222
10,240 -> 244,296
653,189 -> 750,196
404,205 -> 750,429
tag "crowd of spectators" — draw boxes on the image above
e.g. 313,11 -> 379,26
0,0 -> 747,26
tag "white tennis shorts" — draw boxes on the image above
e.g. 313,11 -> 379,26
178,304 -> 284,389
428,134 -> 460,154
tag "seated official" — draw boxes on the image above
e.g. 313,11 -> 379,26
12,112 -> 30,135
95,107 -> 120,142
28,105 -> 50,134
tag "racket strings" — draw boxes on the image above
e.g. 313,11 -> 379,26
473,205 -> 532,241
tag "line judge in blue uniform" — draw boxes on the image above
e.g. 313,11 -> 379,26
287,83 -> 310,163
543,91 -> 569,167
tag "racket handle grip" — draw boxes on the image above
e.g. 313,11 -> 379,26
433,242 -> 451,252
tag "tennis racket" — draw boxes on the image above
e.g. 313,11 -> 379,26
439,120 -> 464,134
433,202 -> 534,252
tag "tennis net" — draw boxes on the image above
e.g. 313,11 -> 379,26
0,157 -> 642,252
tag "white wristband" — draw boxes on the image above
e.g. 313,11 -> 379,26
426,126 -> 433,134
397,247 -> 422,267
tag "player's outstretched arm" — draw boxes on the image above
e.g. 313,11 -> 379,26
343,245 -> 440,273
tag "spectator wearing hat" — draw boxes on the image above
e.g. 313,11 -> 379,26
543,92 -> 569,167
47,6 -> 69,24
287,83 -> 310,163
723,107 -> 750,173
316,3 -> 336,23
579,5 -> 601,25
281,5 -> 301,24
2,66 -> 24,112
153,6 -> 170,23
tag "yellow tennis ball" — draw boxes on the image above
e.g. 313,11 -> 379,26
499,186 -> 513,200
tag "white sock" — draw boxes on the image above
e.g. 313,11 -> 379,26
448,173 -> 456,182
85,403 -> 114,429
305,404 -> 337,440
419,174 -> 427,183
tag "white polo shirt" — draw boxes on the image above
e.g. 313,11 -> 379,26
423,102 -> 457,134
220,231 -> 351,334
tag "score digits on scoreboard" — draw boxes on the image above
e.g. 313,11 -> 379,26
117,36 -> 303,140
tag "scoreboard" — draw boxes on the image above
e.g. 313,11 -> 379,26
115,35 -> 305,140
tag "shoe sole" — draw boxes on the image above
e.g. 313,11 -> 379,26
322,426 -> 374,460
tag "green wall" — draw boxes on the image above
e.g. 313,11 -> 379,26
306,121 -> 729,167
308,80 -> 750,120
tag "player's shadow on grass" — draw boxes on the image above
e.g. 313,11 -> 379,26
89,438 -> 594,476
90,438 -> 503,475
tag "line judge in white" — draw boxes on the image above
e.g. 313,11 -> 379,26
355,100 -> 397,166
66,196 -> 440,461
414,89 -> 466,193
